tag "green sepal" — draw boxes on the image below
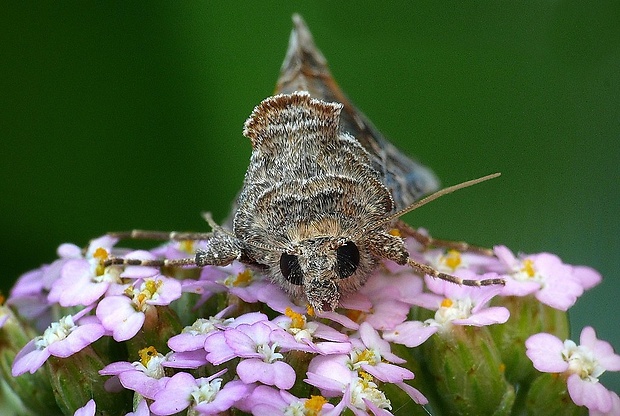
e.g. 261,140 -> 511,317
489,295 -> 569,385
0,311 -> 62,415
420,325 -> 514,416
524,373 -> 586,416
46,346 -> 131,415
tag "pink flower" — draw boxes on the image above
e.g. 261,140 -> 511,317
99,346 -> 169,399
526,326 -> 620,413
8,241 -> 91,332
47,238 -> 137,308
149,370 -> 251,415
166,306 -> 238,353
150,239 -> 209,260
354,272 -> 420,331
348,323 -> 413,383
271,308 -> 351,355
199,262 -> 266,303
305,323 -> 427,413
96,276 -> 182,341
424,248 -> 500,275
494,246 -> 601,310
12,308 -> 104,376
240,385 -> 334,415
165,311 -> 268,370
306,353 -> 426,415
417,271 -> 509,330
204,321 -> 296,389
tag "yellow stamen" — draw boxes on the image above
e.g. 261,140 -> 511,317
285,307 -> 305,329
306,305 -> 315,317
92,247 -> 108,261
179,240 -> 194,254
304,395 -> 328,415
388,228 -> 401,237
233,269 -> 252,286
138,346 -> 158,367
137,293 -> 147,306
93,247 -> 109,276
441,298 -> 453,308
144,279 -> 162,296
356,349 -> 377,365
499,363 -> 506,373
124,285 -> 135,297
521,259 -> 536,278
359,371 -> 374,386
443,250 -> 462,270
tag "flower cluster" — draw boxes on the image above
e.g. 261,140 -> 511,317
0,231 -> 615,416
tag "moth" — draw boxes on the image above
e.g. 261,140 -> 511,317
107,15 -> 503,312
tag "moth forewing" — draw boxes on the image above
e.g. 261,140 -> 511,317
233,92 -> 398,312
276,14 -> 440,210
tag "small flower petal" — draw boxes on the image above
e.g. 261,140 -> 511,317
237,359 -> 295,389
525,333 -> 569,373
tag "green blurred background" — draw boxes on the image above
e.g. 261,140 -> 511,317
1,2 -> 618,393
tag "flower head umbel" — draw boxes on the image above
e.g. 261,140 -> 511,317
526,326 -> 620,413
5,228 -> 611,415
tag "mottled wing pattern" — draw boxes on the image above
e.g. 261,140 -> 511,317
275,14 -> 440,211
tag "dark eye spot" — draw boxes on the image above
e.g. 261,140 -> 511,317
336,241 -> 359,279
279,253 -> 303,285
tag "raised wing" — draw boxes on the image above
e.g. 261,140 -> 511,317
275,14 -> 440,211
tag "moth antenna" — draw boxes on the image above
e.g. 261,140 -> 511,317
201,212 -> 235,236
378,172 -> 501,227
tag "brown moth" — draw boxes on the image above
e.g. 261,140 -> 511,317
108,15 -> 502,312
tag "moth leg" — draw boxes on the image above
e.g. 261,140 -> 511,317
103,256 -> 195,268
194,230 -> 244,267
406,258 -> 505,287
369,230 -> 504,287
394,220 -> 493,256
367,230 -> 409,265
103,231 -> 243,268
103,231 -> 210,268
104,213 -> 242,268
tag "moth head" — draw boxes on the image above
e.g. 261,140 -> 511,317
278,237 -> 361,312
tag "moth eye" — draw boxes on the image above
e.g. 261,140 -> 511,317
336,241 -> 360,279
279,253 -> 303,285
